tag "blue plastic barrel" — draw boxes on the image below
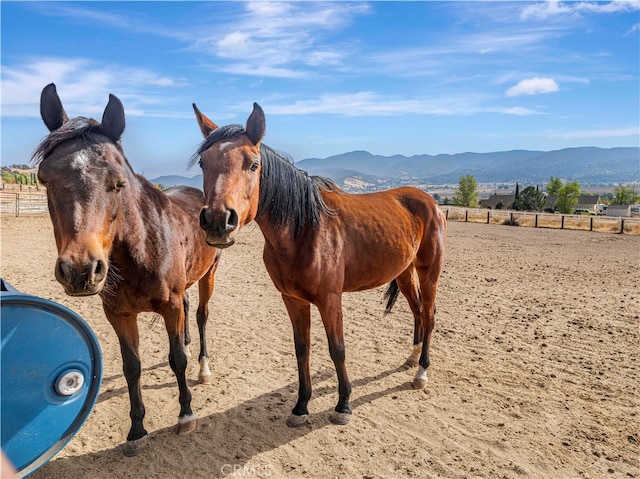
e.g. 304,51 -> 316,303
1,278 -> 102,477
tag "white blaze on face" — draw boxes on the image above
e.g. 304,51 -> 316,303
70,151 -> 91,232
71,151 -> 90,170
217,141 -> 235,152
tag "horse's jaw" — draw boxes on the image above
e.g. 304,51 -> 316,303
205,235 -> 235,249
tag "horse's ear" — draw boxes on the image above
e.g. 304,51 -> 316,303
245,102 -> 265,146
101,94 -> 125,142
192,103 -> 218,138
40,83 -> 69,132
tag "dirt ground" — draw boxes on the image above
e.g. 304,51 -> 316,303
1,214 -> 638,479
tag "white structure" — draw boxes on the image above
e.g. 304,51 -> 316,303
606,205 -> 631,217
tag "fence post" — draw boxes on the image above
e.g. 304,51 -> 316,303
16,193 -> 20,217
590,217 -> 593,231
620,219 -> 625,234
465,210 -> 469,222
445,209 -> 449,220
561,215 -> 565,229
487,211 -> 490,224
535,214 -> 538,228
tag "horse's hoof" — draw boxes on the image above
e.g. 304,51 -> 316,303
329,411 -> 351,425
175,413 -> 197,435
286,414 -> 309,428
124,435 -> 148,456
411,377 -> 428,389
198,374 -> 212,385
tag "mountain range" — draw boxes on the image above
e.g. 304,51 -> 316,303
152,146 -> 639,190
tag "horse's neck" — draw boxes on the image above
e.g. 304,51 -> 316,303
112,179 -> 161,265
254,213 -> 303,258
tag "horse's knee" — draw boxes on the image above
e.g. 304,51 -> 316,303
121,350 -> 141,379
328,344 -> 346,364
294,340 -> 309,360
169,347 -> 188,373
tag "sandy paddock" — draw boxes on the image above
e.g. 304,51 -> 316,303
1,214 -> 638,479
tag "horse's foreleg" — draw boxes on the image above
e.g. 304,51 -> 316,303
196,265 -> 217,385
183,291 -> 192,360
318,295 -> 352,425
281,295 -> 312,427
162,303 -> 196,436
104,309 -> 147,456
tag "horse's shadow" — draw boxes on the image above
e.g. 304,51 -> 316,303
31,365 -> 413,478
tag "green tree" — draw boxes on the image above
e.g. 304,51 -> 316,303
1,170 -> 15,184
511,182 -> 520,209
555,181 -> 581,214
515,185 -> 546,212
453,174 -> 479,207
546,176 -> 563,196
612,184 -> 639,205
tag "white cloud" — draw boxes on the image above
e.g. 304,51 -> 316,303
574,0 -> 640,14
506,77 -> 560,96
1,57 -> 189,117
521,0 -> 640,20
195,2 -> 370,77
263,92 -> 541,117
625,22 -> 640,35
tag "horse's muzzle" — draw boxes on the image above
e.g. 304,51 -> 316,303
199,206 -> 238,248
55,257 -> 107,296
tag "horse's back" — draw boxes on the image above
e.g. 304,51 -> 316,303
328,186 -> 442,227
164,185 -> 206,207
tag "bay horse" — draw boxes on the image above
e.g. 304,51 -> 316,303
190,102 -> 446,426
33,83 -> 221,456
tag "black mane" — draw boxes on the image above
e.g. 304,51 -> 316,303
31,116 -> 123,165
191,125 -> 341,235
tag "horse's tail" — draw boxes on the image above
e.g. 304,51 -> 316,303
383,279 -> 400,316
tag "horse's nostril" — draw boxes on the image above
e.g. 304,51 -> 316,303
226,209 -> 239,232
199,208 -> 210,230
94,259 -> 106,281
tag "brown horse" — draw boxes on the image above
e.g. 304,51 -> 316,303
33,83 -> 221,456
191,102 -> 446,426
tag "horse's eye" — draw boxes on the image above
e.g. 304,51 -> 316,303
198,160 -> 203,169
249,161 -> 260,172
115,180 -> 126,191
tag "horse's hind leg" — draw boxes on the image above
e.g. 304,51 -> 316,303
413,254 -> 444,389
104,308 -> 148,456
196,262 -> 218,384
317,295 -> 352,425
396,266 -> 423,368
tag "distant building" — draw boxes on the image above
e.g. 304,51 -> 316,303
480,193 -> 602,213
606,205 -> 631,217
479,194 -> 515,209
544,195 -> 602,214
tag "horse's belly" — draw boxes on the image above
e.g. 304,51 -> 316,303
342,248 -> 414,292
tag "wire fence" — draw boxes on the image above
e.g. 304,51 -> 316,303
442,206 -> 640,234
0,192 -> 48,216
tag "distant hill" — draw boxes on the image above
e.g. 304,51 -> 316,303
151,174 -> 203,188
150,146 -> 639,190
297,147 -> 639,185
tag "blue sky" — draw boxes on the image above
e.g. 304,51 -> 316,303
2,1 -> 639,178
